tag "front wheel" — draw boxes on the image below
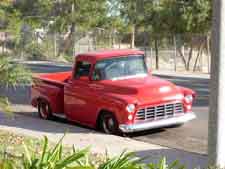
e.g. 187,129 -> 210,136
100,113 -> 119,135
38,101 -> 52,120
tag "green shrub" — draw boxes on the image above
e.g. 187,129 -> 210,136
0,57 -> 31,87
0,97 -> 12,113
99,152 -> 143,169
21,135 -> 93,169
24,43 -> 47,61
0,135 -> 188,169
0,56 -> 31,113
0,159 -> 14,169
146,158 -> 185,169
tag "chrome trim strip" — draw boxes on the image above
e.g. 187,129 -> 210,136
119,112 -> 196,133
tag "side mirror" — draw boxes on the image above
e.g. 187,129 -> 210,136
92,68 -> 103,81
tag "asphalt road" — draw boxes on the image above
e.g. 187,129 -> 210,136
6,62 -> 209,154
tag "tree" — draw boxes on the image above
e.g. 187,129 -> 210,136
141,0 -> 211,70
0,1 -> 33,113
156,0 -> 212,70
1,0 -> 108,59
48,0 -> 107,56
116,0 -> 146,48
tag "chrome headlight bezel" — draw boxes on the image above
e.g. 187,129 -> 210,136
184,95 -> 193,103
126,104 -> 135,113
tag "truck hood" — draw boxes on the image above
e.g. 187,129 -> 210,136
101,76 -> 184,105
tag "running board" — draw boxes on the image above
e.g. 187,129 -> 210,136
52,113 -> 66,119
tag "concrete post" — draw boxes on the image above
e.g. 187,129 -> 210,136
208,0 -> 225,167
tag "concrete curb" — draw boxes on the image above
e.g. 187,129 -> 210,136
152,71 -> 210,79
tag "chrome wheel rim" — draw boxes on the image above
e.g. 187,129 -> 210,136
39,103 -> 48,119
103,116 -> 115,134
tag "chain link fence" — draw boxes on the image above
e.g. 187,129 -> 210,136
0,29 -> 211,73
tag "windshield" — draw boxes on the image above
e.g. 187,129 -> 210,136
92,55 -> 148,80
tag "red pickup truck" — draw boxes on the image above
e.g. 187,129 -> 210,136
31,49 -> 196,134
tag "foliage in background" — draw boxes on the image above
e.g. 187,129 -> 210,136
0,56 -> 31,113
0,56 -> 31,87
0,0 -> 212,56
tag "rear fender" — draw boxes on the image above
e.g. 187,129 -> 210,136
32,96 -> 50,108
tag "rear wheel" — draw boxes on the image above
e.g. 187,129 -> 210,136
100,112 -> 119,135
38,100 -> 52,120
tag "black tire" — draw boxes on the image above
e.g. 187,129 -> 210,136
99,112 -> 119,135
37,100 -> 52,120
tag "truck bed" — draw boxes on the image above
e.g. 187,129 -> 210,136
33,71 -> 72,85
31,71 -> 72,114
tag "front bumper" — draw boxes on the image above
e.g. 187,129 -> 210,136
119,112 -> 196,133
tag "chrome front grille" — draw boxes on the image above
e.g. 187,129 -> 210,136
135,102 -> 184,121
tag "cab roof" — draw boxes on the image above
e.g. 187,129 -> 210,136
76,49 -> 144,63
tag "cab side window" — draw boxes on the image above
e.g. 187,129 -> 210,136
74,61 -> 91,79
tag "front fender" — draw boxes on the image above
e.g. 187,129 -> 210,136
178,86 -> 196,98
96,93 -> 135,125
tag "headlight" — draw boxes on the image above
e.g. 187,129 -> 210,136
184,95 -> 193,103
126,104 -> 135,113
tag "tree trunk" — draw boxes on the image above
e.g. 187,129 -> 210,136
54,33 -> 57,58
178,47 -> 187,69
193,43 -> 204,72
57,2 -> 76,57
154,38 -> 159,70
57,23 -> 75,57
130,25 -> 135,49
186,45 -> 193,71
173,35 -> 177,71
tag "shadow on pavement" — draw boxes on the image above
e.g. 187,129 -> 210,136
126,128 -> 170,138
0,112 -> 96,134
134,149 -> 207,169
15,110 -> 96,132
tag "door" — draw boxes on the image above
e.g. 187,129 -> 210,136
64,60 -> 100,126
